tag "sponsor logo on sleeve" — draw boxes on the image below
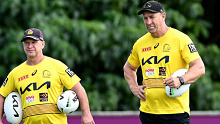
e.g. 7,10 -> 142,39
145,69 -> 155,76
130,49 -> 133,53
65,68 -> 75,77
2,78 -> 8,86
188,43 -> 197,53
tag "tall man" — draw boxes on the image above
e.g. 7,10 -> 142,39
123,1 -> 205,123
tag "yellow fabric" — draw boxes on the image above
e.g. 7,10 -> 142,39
22,103 -> 60,119
0,56 -> 81,124
128,28 -> 200,114
143,79 -> 166,88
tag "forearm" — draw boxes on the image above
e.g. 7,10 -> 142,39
123,63 -> 138,89
124,71 -> 138,90
123,61 -> 146,101
71,82 -> 95,124
78,88 -> 91,115
0,95 -> 5,122
71,83 -> 91,114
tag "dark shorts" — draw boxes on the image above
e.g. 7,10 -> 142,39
139,111 -> 190,124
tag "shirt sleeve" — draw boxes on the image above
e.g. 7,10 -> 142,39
181,35 -> 201,64
0,71 -> 16,97
57,62 -> 81,90
127,43 -> 141,67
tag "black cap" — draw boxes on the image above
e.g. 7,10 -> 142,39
138,1 -> 165,15
21,28 -> 44,42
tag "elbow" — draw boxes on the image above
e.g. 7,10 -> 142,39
198,58 -> 206,76
123,64 -> 128,78
202,66 -> 205,76
200,64 -> 206,76
123,62 -> 129,74
123,64 -> 126,72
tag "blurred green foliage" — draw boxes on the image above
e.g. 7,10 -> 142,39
0,0 -> 219,111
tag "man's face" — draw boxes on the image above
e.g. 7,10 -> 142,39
23,39 -> 45,58
142,11 -> 165,34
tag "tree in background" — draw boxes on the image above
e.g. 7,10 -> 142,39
0,0 -> 219,111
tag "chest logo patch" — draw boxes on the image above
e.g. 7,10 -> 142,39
142,47 -> 152,52
43,70 -> 51,78
32,70 -> 37,76
163,44 -> 171,52
18,75 -> 29,82
145,69 -> 155,76
39,93 -> 48,102
154,43 -> 159,49
26,95 -> 35,103
159,67 -> 166,76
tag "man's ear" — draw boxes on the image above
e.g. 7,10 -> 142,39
42,41 -> 45,49
162,13 -> 166,21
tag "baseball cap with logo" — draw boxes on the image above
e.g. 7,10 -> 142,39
21,28 -> 44,42
138,1 -> 165,15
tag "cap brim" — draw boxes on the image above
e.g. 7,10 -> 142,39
137,9 -> 159,15
21,36 -> 39,42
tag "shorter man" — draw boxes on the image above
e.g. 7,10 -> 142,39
0,28 -> 95,124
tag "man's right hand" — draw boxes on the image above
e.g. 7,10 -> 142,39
131,85 -> 146,101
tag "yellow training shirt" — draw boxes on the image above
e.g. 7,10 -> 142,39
0,56 -> 80,124
128,28 -> 200,114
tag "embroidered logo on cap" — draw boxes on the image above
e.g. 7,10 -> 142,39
27,30 -> 33,34
145,2 -> 152,8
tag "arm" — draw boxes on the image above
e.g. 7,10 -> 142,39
123,61 -> 146,101
71,83 -> 95,124
165,58 -> 205,88
182,58 -> 205,84
0,94 -> 5,124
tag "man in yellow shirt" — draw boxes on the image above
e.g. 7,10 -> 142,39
0,28 -> 95,124
123,1 -> 205,123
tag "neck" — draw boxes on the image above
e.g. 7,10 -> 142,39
151,25 -> 169,38
26,55 -> 45,66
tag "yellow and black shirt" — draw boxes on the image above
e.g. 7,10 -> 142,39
128,27 -> 200,114
0,56 -> 80,124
